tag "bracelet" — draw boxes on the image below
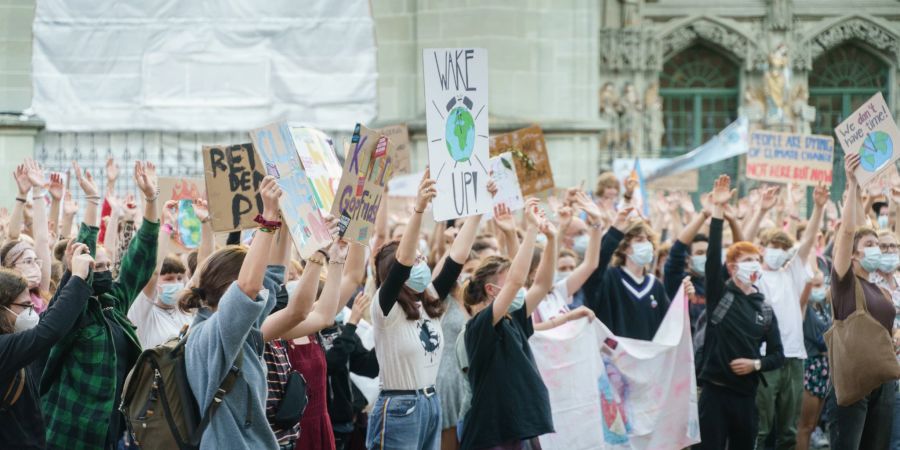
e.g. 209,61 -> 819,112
253,214 -> 283,230
15,197 -> 26,204
145,188 -> 160,202
86,199 -> 100,206
307,257 -> 325,266
316,249 -> 329,259
258,226 -> 276,234
414,207 -> 425,214
329,259 -> 346,265
85,194 -> 101,200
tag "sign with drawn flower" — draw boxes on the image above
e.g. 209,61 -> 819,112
489,125 -> 555,196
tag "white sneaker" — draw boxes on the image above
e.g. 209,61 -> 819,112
811,427 -> 830,448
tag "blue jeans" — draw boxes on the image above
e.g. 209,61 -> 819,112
827,381 -> 895,450
366,391 -> 442,450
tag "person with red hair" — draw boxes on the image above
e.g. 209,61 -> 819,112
696,175 -> 785,450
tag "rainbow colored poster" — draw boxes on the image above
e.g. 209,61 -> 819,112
290,127 -> 343,215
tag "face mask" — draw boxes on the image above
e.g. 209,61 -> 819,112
735,261 -> 762,285
20,266 -> 41,287
405,262 -> 432,293
809,287 -> 826,303
628,241 -> 654,267
536,234 -> 548,245
555,271 -> 572,283
285,280 -> 300,297
335,308 -> 347,324
690,255 -> 706,276
158,282 -> 184,306
572,234 -> 589,257
861,247 -> 883,272
92,270 -> 113,296
508,287 -> 526,312
879,253 -> 900,273
458,273 -> 472,286
879,215 -> 889,229
4,305 -> 39,332
764,248 -> 788,270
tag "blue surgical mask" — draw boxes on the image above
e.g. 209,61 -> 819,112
536,234 -> 548,245
572,234 -> 589,257
691,255 -> 706,276
335,308 -> 348,324
508,287 -> 526,312
861,247 -> 883,272
879,253 -> 900,273
406,262 -> 432,293
159,282 -> 184,306
879,215 -> 889,229
629,241 -> 654,266
555,271 -> 571,283
809,287 -> 826,303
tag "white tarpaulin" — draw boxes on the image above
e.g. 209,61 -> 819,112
530,287 -> 700,450
31,0 -> 377,132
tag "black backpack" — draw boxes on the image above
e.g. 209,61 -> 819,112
119,326 -> 243,450
693,291 -> 773,374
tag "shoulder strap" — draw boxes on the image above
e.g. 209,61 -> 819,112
761,304 -> 774,334
853,273 -> 868,313
710,291 -> 735,326
188,347 -> 244,446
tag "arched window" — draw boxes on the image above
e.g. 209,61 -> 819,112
660,44 -> 740,191
810,43 -> 890,195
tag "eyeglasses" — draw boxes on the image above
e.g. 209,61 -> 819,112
14,258 -> 41,268
414,254 -> 427,265
9,302 -> 33,313
880,244 -> 900,252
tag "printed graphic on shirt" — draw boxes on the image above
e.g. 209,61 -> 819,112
418,319 -> 440,365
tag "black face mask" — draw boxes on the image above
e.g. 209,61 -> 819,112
92,270 -> 113,296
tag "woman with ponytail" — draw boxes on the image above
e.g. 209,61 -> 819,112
366,168 -> 482,450
459,198 -> 554,450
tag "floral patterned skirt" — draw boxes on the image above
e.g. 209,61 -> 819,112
803,354 -> 830,399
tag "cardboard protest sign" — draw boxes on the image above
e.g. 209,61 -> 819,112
423,48 -> 492,221
202,143 -> 265,232
865,163 -> 900,196
250,122 -> 333,258
613,158 -> 697,192
331,124 -> 394,245
489,125 -> 555,196
835,92 -> 900,187
380,124 -> 411,177
158,177 -> 205,249
490,152 -> 525,212
746,131 -> 834,186
290,127 -> 343,214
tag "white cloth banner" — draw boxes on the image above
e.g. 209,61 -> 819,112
530,287 -> 700,450
32,0 -> 377,132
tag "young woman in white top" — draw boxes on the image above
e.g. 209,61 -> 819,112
367,169 -> 482,450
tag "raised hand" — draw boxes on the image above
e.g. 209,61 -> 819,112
813,182 -> 830,208
13,164 -> 32,196
134,161 -> 158,200
573,190 -> 602,224
487,177 -> 498,197
613,206 -> 635,231
415,168 -> 437,213
63,192 -> 78,216
328,239 -> 349,263
70,243 -> 95,280
539,218 -> 558,239
524,197 -> 541,229
760,185 -> 781,211
845,153 -> 861,185
259,176 -> 282,221
105,157 -> 119,184
48,173 -> 64,201
192,198 -> 210,223
122,194 -> 139,221
72,161 -> 99,197
493,203 -> 516,233
710,175 -> 735,206
24,159 -> 46,191
348,292 -> 372,325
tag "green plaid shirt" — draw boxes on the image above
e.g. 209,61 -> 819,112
40,220 -> 159,450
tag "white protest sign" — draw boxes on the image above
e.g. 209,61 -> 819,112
490,152 -> 525,213
835,92 -> 900,188
423,48 -> 492,221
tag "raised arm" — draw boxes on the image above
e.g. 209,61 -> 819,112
60,192 -> 77,240
337,242 -> 366,311
9,164 -> 32,240
525,218 -> 557,316
492,203 -> 520,259
744,185 -> 780,243
834,154 -> 861,278
373,184 -> 390,251
492,198 -> 540,325
72,161 -> 100,228
565,191 -> 604,295
797,183 -> 828,262
103,195 -> 122,265
706,175 -> 735,309
279,240 -> 348,340
24,160 -> 53,294
47,172 -> 63,237
237,176 -> 280,299
261,244 -> 323,342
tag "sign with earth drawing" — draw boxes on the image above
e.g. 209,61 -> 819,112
835,92 -> 900,188
423,48 -> 492,221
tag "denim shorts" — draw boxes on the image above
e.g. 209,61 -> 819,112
366,390 -> 442,450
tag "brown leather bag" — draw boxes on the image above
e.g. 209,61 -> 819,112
825,275 -> 900,406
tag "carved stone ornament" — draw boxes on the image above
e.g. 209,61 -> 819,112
599,29 -> 660,72
795,17 -> 900,70
660,20 -> 756,71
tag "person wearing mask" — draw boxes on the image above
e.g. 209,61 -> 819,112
0,243 -> 93,449
366,168 -> 481,450
2,159 -> 55,314
587,206 -> 670,341
126,255 -> 194,348
797,271 -> 831,450
460,198 -> 554,450
754,183 -> 827,450
664,208 -> 712,332
323,293 -> 380,450
872,229 -> 900,450
697,175 -> 785,450
40,161 -> 160,450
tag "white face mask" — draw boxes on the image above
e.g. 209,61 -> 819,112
4,305 -> 39,332
629,241 -> 654,267
690,255 -> 706,276
764,248 -> 788,270
735,261 -> 762,285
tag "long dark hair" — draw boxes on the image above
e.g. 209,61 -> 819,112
461,256 -> 510,315
0,268 -> 29,334
374,241 -> 444,320
179,246 -> 247,313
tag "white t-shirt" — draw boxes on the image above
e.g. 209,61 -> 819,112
127,291 -> 195,349
371,289 -> 443,390
757,255 -> 811,359
533,279 -> 571,323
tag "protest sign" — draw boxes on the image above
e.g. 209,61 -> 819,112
746,131 -> 834,186
865,163 -> 900,196
202,143 -> 265,232
250,122 -> 333,258
612,158 -> 698,192
380,124 -> 412,177
489,152 -> 525,213
489,125 -> 555,196
423,48 -> 492,221
835,92 -> 900,188
331,124 -> 394,245
158,177 -> 205,249
290,127 -> 343,214
530,287 -> 700,450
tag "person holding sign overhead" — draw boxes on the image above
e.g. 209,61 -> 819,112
367,168 -> 483,450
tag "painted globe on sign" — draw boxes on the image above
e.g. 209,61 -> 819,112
445,106 -> 476,162
859,130 -> 893,172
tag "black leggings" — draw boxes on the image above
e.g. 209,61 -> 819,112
697,383 -> 759,450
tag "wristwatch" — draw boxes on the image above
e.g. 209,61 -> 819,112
753,359 -> 762,371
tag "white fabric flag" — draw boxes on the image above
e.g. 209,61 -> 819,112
31,0 -> 377,132
530,286 -> 700,450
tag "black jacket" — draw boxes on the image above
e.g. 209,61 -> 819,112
322,323 -> 379,424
